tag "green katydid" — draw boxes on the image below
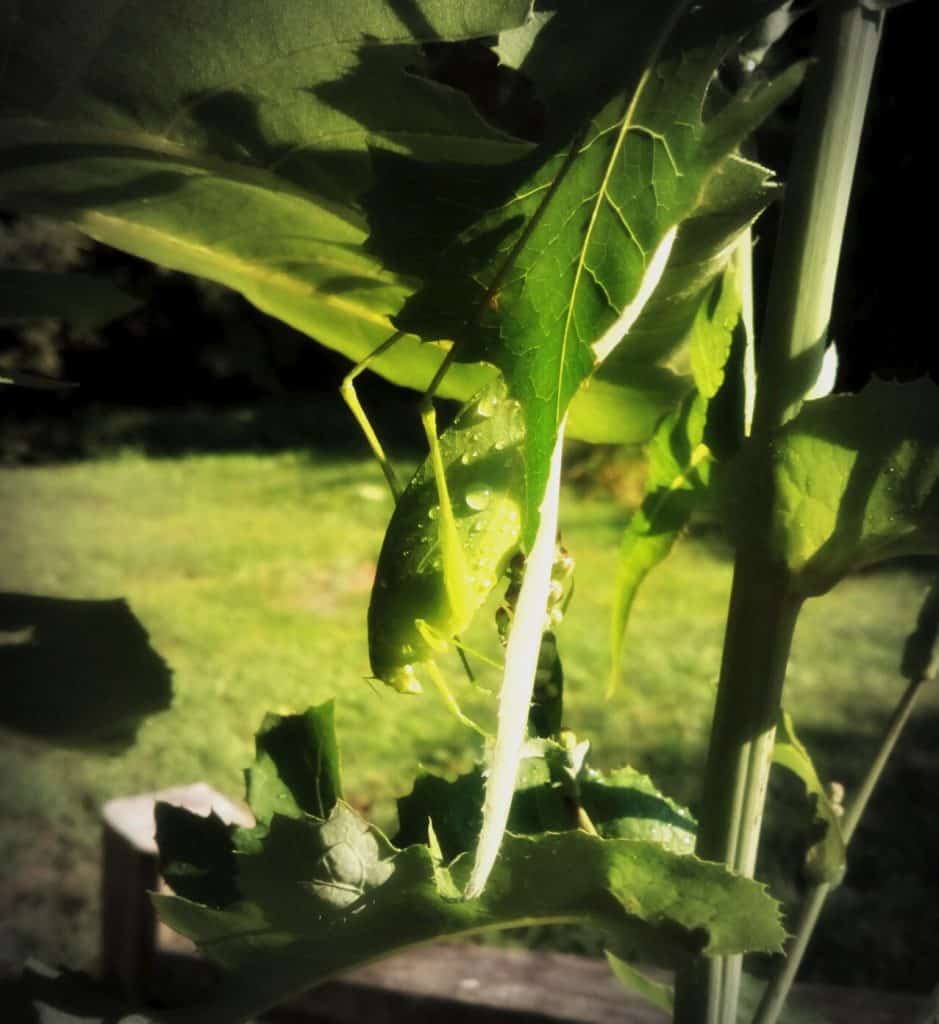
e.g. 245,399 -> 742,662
342,346 -> 527,734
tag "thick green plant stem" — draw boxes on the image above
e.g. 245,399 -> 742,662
753,667 -> 932,1024
673,564 -> 802,1024
753,0 -> 884,437
674,5 -> 882,1023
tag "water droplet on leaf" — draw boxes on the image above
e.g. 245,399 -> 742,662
465,485 -> 492,511
477,394 -> 498,418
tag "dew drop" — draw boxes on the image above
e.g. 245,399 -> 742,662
477,393 -> 498,418
428,506 -> 439,520
465,485 -> 492,511
494,440 -> 506,451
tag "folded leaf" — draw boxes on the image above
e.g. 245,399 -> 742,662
773,709 -> 846,886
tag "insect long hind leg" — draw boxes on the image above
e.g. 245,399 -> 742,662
340,330 -> 406,501
424,660 -> 489,738
419,386 -> 474,628
415,618 -> 500,692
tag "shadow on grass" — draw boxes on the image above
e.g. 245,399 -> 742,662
2,389 -> 444,467
756,708 -> 939,992
0,593 -> 172,752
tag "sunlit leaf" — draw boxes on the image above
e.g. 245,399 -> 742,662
762,379 -> 939,595
154,706 -> 783,1020
0,1 -> 530,405
608,262 -> 746,695
392,23 -> 803,538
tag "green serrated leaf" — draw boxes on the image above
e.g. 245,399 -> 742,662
0,1 -> 529,410
157,829 -> 784,1014
155,804 -> 240,910
608,394 -> 712,696
773,709 -> 847,886
394,22 -> 803,542
154,707 -> 783,1020
0,2 -> 799,456
397,737 -> 696,858
246,704 -> 342,824
763,378 -> 939,595
608,258 -> 748,695
395,765 -> 485,862
0,269 -> 140,327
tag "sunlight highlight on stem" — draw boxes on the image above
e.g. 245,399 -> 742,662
464,420 -> 567,899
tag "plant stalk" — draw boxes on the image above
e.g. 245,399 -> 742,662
752,0 -> 883,437
674,4 -> 882,1022
753,667 -> 932,1024
673,564 -> 802,1024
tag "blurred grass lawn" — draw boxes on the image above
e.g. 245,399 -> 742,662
1,448 -> 936,990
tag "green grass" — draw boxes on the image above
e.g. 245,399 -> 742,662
0,447 -> 936,990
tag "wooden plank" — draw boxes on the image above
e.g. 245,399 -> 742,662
154,938 -> 928,1024
100,783 -> 252,997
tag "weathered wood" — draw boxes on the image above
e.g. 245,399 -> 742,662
155,934 -> 927,1024
99,783 -> 252,997
263,944 -> 668,1024
251,944 -> 925,1024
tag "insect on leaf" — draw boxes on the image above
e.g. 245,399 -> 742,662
368,378 -> 524,691
393,15 -> 805,544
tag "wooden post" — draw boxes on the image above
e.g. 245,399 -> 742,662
99,782 -> 252,998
